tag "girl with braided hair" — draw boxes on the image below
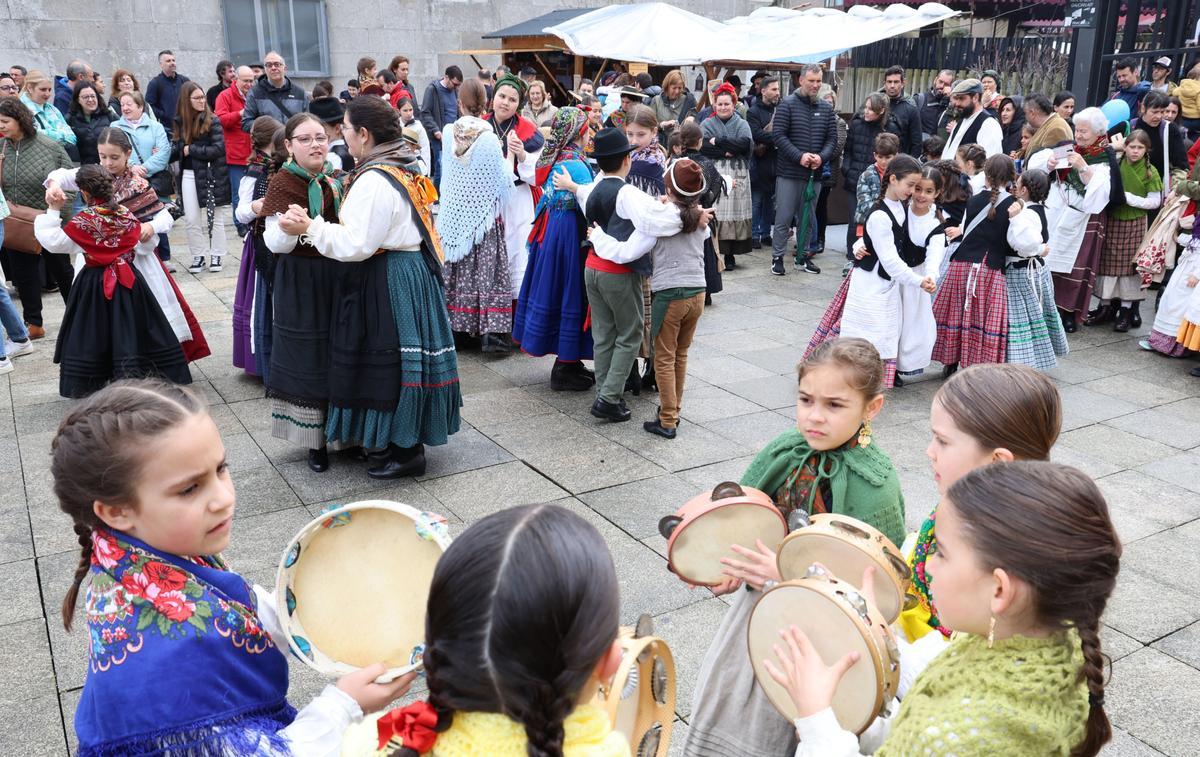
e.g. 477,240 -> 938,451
768,460 -> 1120,757
52,378 -> 414,755
345,503 -> 628,756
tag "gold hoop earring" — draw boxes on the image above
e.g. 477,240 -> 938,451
987,615 -> 996,649
857,419 -> 873,448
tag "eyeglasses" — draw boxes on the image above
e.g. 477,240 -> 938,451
265,61 -> 285,69
190,94 -> 207,101
291,135 -> 329,146
80,94 -> 98,100
0,85 -> 17,93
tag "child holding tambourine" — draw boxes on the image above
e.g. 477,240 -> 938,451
682,338 -> 906,757
768,461 -> 1120,757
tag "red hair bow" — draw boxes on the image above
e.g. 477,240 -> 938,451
376,701 -> 439,753
713,82 -> 738,100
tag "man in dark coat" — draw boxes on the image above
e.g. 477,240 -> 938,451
241,51 -> 309,132
771,65 -> 838,276
882,65 -> 922,157
145,50 -> 190,125
746,75 -> 780,249
917,69 -> 955,140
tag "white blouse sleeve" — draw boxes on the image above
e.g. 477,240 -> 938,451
515,147 -> 540,185
1124,190 -> 1162,210
617,185 -> 683,237
1076,163 -> 1112,214
235,175 -> 259,224
44,166 -> 80,191
264,215 -> 299,254
1025,148 -> 1053,173
792,705 -> 896,757
307,171 -> 412,262
34,209 -> 83,256
977,117 -> 1005,157
148,206 -> 173,237
866,210 -> 924,287
1007,207 -> 1046,258
589,226 -> 656,265
924,232 -> 947,276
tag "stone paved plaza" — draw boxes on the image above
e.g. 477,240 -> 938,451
2,225 -> 1199,756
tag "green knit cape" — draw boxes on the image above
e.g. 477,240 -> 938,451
739,428 -> 906,546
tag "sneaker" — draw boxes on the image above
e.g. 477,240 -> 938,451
1138,339 -> 1153,352
209,255 -> 223,273
165,262 -> 178,274
3,339 -> 34,358
798,258 -> 821,274
188,256 -> 206,274
771,258 -> 786,276
0,356 -> 11,375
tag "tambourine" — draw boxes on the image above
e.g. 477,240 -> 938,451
658,481 -> 787,586
776,512 -> 912,623
275,500 -> 451,682
747,566 -> 900,735
594,615 -> 676,757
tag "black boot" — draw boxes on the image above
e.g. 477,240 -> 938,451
591,397 -> 631,422
1129,301 -> 1142,329
1113,306 -> 1131,333
367,444 -> 426,480
551,360 -> 594,392
1061,310 -> 1078,333
892,374 -> 905,388
641,362 -> 657,391
941,363 -> 958,380
643,418 -> 676,439
724,253 -> 737,270
481,333 -> 514,354
1084,300 -> 1117,326
307,447 -> 329,473
624,361 -> 641,396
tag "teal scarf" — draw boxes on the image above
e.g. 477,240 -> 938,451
281,159 -> 343,219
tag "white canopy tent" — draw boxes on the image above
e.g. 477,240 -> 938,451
544,2 -> 961,67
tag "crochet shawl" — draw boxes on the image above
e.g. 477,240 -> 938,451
435,116 -> 511,263
739,428 -> 906,546
878,632 -> 1088,757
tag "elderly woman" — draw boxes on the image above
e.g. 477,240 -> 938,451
20,70 -> 78,159
522,80 -> 558,129
486,72 -> 545,345
701,82 -> 754,268
114,90 -> 175,264
650,70 -> 697,147
0,96 -> 74,339
1026,106 -> 1117,333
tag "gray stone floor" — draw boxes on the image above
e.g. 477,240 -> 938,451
2,225 -> 1198,756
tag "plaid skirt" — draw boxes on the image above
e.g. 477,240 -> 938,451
1099,215 -> 1146,277
714,158 -> 752,254
805,274 -> 850,358
1006,261 -> 1068,371
933,261 -> 1008,368
1053,213 -> 1105,313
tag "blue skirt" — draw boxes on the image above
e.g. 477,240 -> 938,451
325,250 -> 462,449
513,209 -> 593,361
252,274 -> 273,383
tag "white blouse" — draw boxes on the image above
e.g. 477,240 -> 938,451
235,174 -> 259,225
302,170 -> 424,262
906,207 -> 946,274
864,198 -> 924,287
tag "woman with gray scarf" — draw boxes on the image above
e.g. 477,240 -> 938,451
701,83 -> 754,267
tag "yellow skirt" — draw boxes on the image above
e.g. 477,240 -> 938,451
1178,319 -> 1200,351
898,531 -> 939,643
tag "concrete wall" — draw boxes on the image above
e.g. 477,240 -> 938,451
0,0 -> 753,94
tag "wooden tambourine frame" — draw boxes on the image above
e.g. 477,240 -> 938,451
776,512 -> 913,623
747,571 -> 900,735
594,615 -> 677,757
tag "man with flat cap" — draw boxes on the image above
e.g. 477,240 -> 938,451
940,78 -> 1003,159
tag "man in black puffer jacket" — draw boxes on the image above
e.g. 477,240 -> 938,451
881,66 -> 922,157
747,76 -> 780,249
771,65 -> 837,275
917,69 -> 955,139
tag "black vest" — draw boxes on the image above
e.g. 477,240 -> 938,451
585,177 -> 651,276
330,143 -> 355,173
1031,204 -> 1049,243
951,111 -> 997,150
1008,203 -> 1050,270
857,203 -> 907,281
952,192 -> 1018,270
902,216 -> 945,268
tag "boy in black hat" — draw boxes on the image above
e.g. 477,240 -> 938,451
553,127 -> 689,422
308,96 -> 353,172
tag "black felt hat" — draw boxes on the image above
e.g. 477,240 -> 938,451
308,96 -> 344,124
591,127 -> 635,158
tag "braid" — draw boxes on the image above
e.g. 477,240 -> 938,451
62,522 -> 95,630
522,677 -> 575,757
986,185 -> 1000,220
1071,620 -> 1112,757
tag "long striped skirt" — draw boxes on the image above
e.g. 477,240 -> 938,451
932,261 -> 1007,368
1005,261 -> 1068,371
1053,213 -> 1105,313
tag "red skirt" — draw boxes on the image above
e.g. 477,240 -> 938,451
157,259 -> 211,362
805,274 -> 850,359
932,261 -> 1007,368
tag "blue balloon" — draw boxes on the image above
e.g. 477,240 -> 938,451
1099,99 -> 1130,128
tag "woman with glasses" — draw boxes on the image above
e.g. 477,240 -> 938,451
173,81 -> 230,274
67,80 -> 117,166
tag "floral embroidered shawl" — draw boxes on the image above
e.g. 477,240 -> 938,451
75,529 -> 294,756
64,205 -> 144,300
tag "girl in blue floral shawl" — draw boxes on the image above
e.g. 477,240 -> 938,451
53,379 -> 414,756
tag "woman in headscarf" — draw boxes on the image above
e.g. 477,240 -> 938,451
1025,106 -> 1117,333
438,78 -> 514,353
277,96 -> 461,480
261,112 -> 347,474
486,72 -> 546,352
514,106 -> 596,391
701,82 -> 754,268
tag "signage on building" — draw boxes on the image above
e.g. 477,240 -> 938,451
1064,0 -> 1097,29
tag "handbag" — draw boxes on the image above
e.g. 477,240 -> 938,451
2,202 -> 42,254
129,136 -> 177,199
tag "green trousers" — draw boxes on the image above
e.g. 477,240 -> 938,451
584,267 -> 644,404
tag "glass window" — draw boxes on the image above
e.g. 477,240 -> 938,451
222,0 -> 329,77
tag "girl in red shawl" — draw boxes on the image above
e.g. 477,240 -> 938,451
35,164 -> 191,397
